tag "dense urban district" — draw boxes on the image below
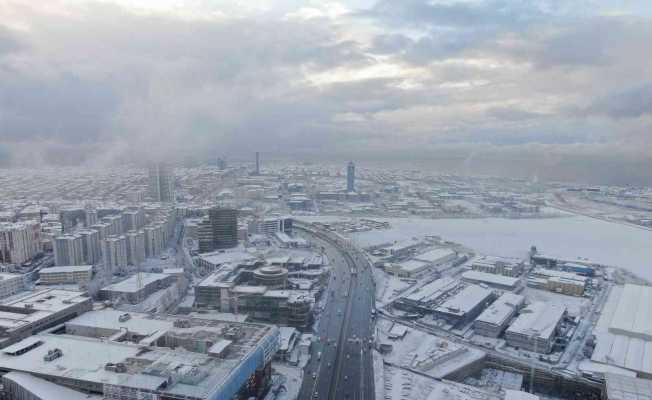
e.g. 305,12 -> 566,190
0,156 -> 651,400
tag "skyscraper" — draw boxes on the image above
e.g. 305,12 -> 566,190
347,161 -> 355,192
198,207 -> 238,253
255,152 -> 260,175
148,163 -> 175,203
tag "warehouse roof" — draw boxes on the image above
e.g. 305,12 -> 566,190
413,248 -> 456,263
461,270 -> 519,288
506,302 -> 566,341
609,284 -> 652,340
403,277 -> 457,304
434,285 -> 493,317
2,371 -> 103,400
605,373 -> 652,400
475,292 -> 525,326
592,285 -> 652,376
40,265 -> 93,273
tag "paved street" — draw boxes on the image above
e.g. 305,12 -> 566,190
297,226 -> 376,400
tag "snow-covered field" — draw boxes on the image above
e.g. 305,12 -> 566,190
343,216 -> 652,282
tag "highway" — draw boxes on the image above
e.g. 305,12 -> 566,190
297,224 -> 376,400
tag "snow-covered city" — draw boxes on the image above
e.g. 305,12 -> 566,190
2,1 -> 652,399
0,159 -> 650,400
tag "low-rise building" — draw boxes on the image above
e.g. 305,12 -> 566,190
474,292 -> 525,338
529,268 -> 587,296
0,289 -> 92,349
39,265 -> 93,286
0,273 -> 25,299
471,256 -> 524,277
195,270 -> 314,330
461,270 -> 520,291
505,302 -> 566,353
98,273 -> 175,304
0,309 -> 279,400
433,285 -> 494,327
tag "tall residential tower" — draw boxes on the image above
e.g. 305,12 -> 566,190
346,161 -> 355,192
148,163 -> 175,203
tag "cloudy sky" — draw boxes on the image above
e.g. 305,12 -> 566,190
1,0 -> 651,184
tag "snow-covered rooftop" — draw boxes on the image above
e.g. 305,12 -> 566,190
506,301 -> 566,340
592,285 -> 652,376
40,265 -> 93,273
475,292 -> 525,326
2,371 -> 103,400
403,277 -> 457,303
101,273 -> 170,293
413,248 -> 456,263
434,285 -> 493,316
462,270 -> 519,287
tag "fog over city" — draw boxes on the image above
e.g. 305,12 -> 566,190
1,0 -> 652,183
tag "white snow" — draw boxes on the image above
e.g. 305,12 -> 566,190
349,216 -> 652,282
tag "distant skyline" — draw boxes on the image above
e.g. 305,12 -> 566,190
1,1 -> 651,185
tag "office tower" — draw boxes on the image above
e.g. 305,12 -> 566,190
53,234 -> 84,266
77,229 -> 101,265
347,161 -> 355,192
126,230 -> 146,266
0,221 -> 41,265
198,207 -> 238,253
148,163 -> 175,203
255,152 -> 260,175
103,235 -> 128,273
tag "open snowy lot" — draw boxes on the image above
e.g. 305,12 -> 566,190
342,216 -> 652,282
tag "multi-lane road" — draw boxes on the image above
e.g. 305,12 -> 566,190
297,225 -> 376,400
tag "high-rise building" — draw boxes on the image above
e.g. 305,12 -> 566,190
0,221 -> 41,265
122,208 -> 145,232
143,225 -> 164,258
125,230 -> 146,266
148,163 -> 175,203
53,234 -> 85,266
255,152 -> 260,175
89,222 -> 111,242
85,209 -> 98,227
347,161 -> 355,192
59,208 -> 85,233
103,235 -> 128,273
101,214 -> 123,236
217,157 -> 227,170
198,207 -> 238,253
77,229 -> 101,265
